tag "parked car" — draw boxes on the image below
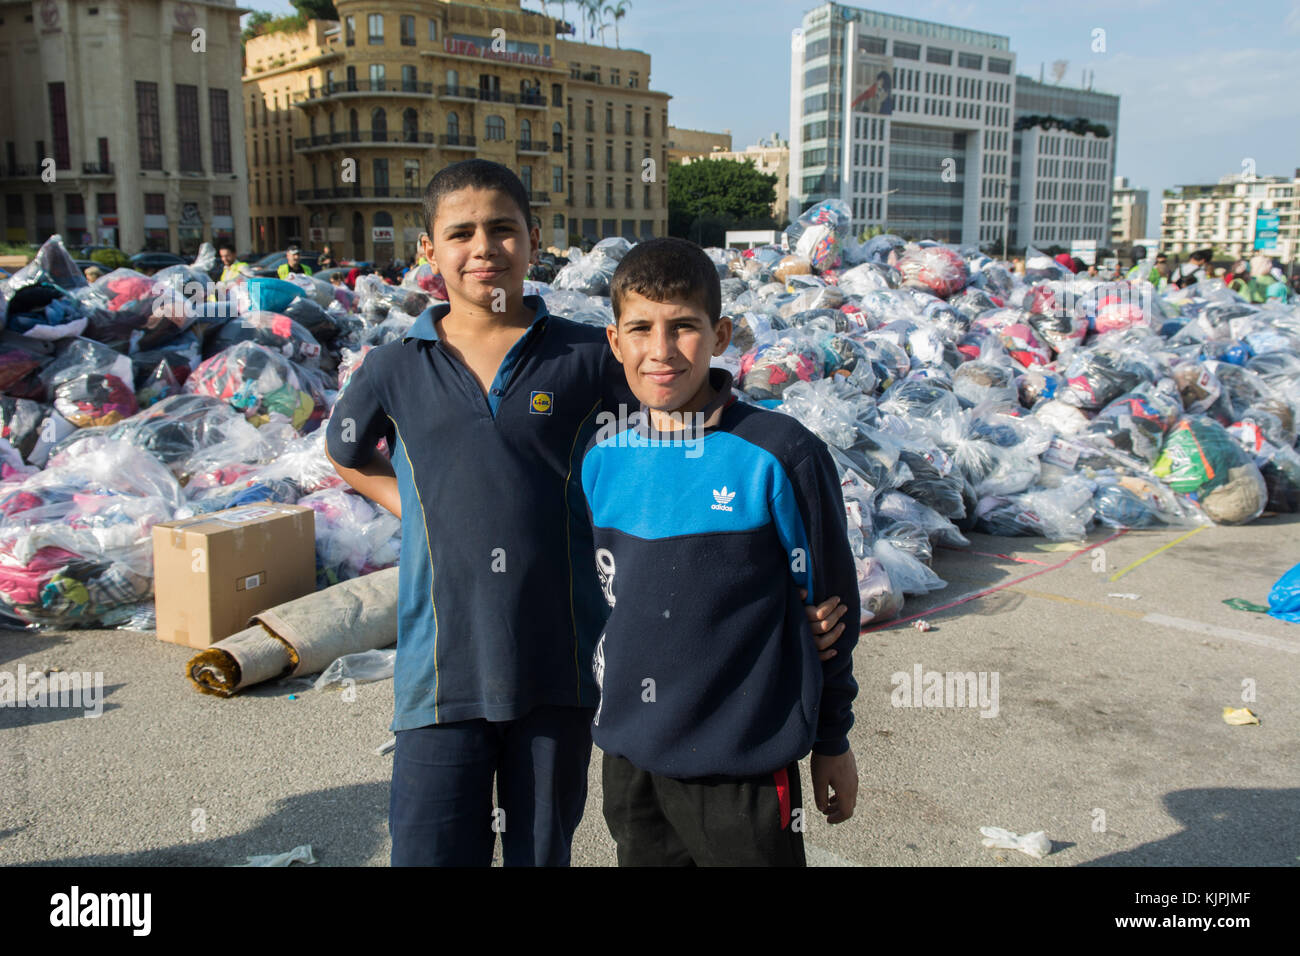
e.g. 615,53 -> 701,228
79,244 -> 123,259
248,251 -> 322,278
129,251 -> 187,274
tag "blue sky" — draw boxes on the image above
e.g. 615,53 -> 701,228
248,0 -> 1300,200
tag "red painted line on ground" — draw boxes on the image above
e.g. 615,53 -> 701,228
864,529 -> 1129,633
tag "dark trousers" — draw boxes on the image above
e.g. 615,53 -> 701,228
389,705 -> 595,867
602,752 -> 807,867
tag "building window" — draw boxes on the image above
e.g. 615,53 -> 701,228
926,46 -> 952,65
402,65 -> 417,92
858,35 -> 885,54
605,182 -> 613,206
144,193 -> 165,215
628,71 -> 639,89
373,158 -> 389,195
602,218 -> 616,237
48,83 -> 69,169
521,118 -> 532,143
400,15 -> 415,45
345,16 -> 355,46
958,52 -> 982,70
585,181 -> 594,206
368,14 -> 383,44
643,184 -> 650,209
210,89 -> 231,173
988,57 -> 1011,74
136,82 -> 162,170
551,83 -> 562,107
624,146 -> 632,172
624,182 -> 633,208
605,144 -> 612,170
370,64 -> 386,90
553,122 -> 563,151
553,166 -> 563,193
584,142 -> 593,168
643,111 -> 651,136
893,40 -> 920,60
605,106 -> 613,133
521,165 -> 532,193
429,19 -> 437,42
176,84 -> 201,172
584,104 -> 593,132
485,115 -> 505,140
97,193 -> 116,215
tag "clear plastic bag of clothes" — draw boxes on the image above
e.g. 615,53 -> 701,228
3,284 -> 88,340
36,338 -> 138,429
552,240 -> 627,295
1080,383 -> 1183,466
297,487 -> 401,588
1152,416 -> 1266,525
282,273 -> 337,309
872,537 -> 946,595
401,263 -> 449,300
1092,472 -> 1204,529
947,286 -> 1003,321
952,360 -> 1019,408
0,336 -> 55,401
739,335 -> 825,402
353,274 -> 430,324
184,341 -> 327,433
178,415 -> 291,488
1205,360 -> 1284,423
202,311 -> 324,368
0,436 -> 183,627
0,397 -> 50,463
282,295 -> 345,348
1171,361 -> 1222,414
1060,347 -> 1154,410
875,490 -> 968,549
777,377 -> 873,449
0,235 -> 87,317
942,406 -> 1047,498
974,475 -> 1096,540
53,392 -> 242,473
836,262 -> 894,297
72,268 -> 158,341
784,200 -> 852,273
879,379 -> 962,425
896,245 -> 968,298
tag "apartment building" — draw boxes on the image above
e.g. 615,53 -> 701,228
556,37 -> 669,245
0,0 -> 250,255
678,134 -> 790,222
667,126 -> 732,165
1161,171 -> 1299,261
1110,175 -> 1148,248
789,2 -> 1015,244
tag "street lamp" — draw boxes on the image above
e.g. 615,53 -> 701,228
1002,200 -> 1026,262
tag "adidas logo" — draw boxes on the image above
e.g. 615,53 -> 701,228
711,486 -> 736,512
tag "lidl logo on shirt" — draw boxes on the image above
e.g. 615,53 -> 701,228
530,390 -> 553,415
711,486 -> 736,512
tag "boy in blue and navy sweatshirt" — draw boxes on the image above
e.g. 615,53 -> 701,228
582,237 -> 861,866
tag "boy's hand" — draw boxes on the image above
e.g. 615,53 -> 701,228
810,749 -> 858,825
801,590 -> 848,661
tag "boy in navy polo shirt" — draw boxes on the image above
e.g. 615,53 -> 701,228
326,161 -> 850,867
581,237 -> 861,866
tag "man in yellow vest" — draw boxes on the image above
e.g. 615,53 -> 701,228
277,245 -> 313,279
218,243 -> 252,283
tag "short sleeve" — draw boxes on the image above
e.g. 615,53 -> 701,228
326,352 -> 394,467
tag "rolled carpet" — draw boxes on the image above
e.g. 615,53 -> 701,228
186,566 -> 399,697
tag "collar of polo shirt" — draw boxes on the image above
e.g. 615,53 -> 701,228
404,294 -> 552,343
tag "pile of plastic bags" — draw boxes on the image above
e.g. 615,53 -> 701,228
2,219 -> 1299,630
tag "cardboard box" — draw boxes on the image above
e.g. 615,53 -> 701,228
153,503 -> 316,649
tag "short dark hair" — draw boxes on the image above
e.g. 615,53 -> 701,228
287,244 -> 301,254
1192,248 -> 1213,262
217,241 -> 235,253
610,237 -> 721,326
422,159 -> 532,237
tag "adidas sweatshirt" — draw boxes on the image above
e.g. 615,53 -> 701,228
579,369 -> 860,779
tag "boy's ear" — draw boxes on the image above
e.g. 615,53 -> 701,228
529,223 -> 541,265
605,322 -> 624,364
419,232 -> 438,274
712,315 -> 733,356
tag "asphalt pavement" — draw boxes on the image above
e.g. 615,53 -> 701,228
2,515 -> 1297,867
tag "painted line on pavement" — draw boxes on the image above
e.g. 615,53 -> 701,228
1107,525 -> 1209,582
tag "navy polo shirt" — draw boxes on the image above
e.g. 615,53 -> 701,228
325,295 -> 626,731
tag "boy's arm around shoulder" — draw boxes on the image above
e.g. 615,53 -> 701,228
788,441 -> 861,756
324,351 -> 401,518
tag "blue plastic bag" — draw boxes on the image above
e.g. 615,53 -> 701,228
1268,562 -> 1300,623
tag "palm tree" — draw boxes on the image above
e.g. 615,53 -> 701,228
606,0 -> 630,48
584,0 -> 600,40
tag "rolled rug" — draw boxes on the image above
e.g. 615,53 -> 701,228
186,566 -> 399,697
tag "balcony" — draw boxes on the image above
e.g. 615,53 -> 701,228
296,80 -> 434,106
296,186 -> 423,202
437,134 -> 477,150
3,165 -> 38,178
517,93 -> 548,110
527,191 -> 550,205
82,162 -> 114,176
295,131 -> 435,150
517,139 -> 549,156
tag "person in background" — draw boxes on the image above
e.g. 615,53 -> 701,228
1086,263 -> 1099,278
1226,259 -> 1250,293
317,245 -> 336,269
218,243 -> 252,283
83,264 -> 104,283
277,245 -> 313,279
1010,257 -> 1025,276
1290,273 -> 1300,299
1172,249 -> 1212,288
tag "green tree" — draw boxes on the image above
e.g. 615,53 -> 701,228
667,159 -> 778,246
242,10 -> 273,44
291,0 -> 338,20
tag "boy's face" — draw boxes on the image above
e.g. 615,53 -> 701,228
419,187 -> 539,311
606,291 -> 732,414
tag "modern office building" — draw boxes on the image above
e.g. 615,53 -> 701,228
0,0 -> 251,255
1110,175 -> 1148,248
667,126 -> 732,165
678,134 -> 790,222
556,36 -> 670,245
1009,75 -> 1117,250
788,2 -> 1016,245
1161,171 -> 1298,261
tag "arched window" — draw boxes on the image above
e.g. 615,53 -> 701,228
403,108 -> 418,143
349,109 -> 359,142
520,119 -> 532,144
374,210 -> 393,228
552,121 -> 563,151
485,115 -> 505,141
447,112 -> 459,139
371,107 -> 387,142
